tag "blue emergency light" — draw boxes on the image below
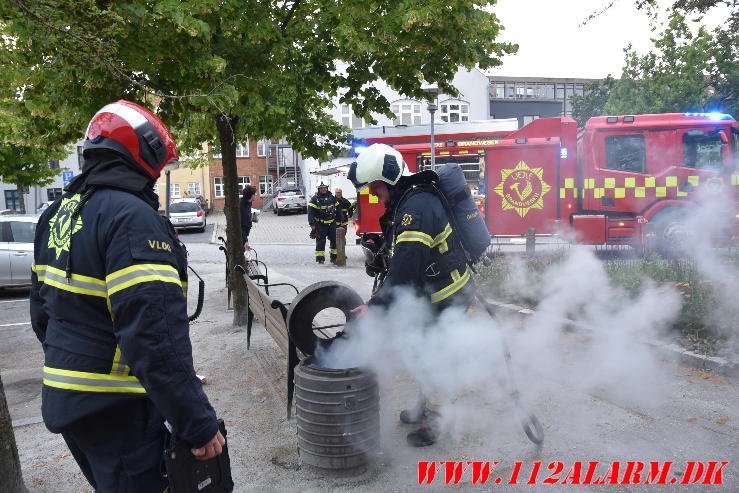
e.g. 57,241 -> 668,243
354,145 -> 368,155
682,112 -> 734,121
560,147 -> 569,159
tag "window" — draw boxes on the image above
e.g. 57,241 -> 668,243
493,82 -> 505,98
237,176 -> 251,193
4,190 -> 20,211
169,202 -> 200,213
259,175 -> 273,195
505,82 -> 515,98
77,145 -> 84,168
556,84 -> 565,100
605,135 -> 646,173
170,183 -> 181,198
535,83 -> 555,99
340,105 -> 367,129
9,221 -> 36,243
522,115 -> 539,125
211,145 -> 222,158
235,140 -> 249,158
440,101 -> 470,123
391,100 -> 422,126
48,160 -> 60,170
47,188 -> 63,201
565,84 -> 574,99
188,182 -> 201,196
214,177 -> 224,198
257,139 -> 271,157
575,83 -> 584,96
682,129 -> 724,170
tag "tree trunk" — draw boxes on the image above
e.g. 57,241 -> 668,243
214,114 -> 249,327
0,374 -> 26,493
15,179 -> 26,214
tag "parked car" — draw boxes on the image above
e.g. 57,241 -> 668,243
169,200 -> 207,232
0,214 -> 38,288
36,201 -> 54,214
273,188 -> 307,216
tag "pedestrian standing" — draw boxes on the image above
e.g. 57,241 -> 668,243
30,100 -> 224,492
240,184 -> 256,250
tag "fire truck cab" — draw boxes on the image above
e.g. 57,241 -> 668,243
486,113 -> 738,249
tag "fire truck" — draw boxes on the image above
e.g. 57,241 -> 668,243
354,112 -> 739,251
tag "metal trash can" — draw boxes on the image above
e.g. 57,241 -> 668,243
294,357 -> 380,469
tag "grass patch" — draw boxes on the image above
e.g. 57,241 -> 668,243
476,251 -> 738,356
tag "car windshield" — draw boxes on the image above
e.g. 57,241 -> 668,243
170,202 -> 199,213
279,190 -> 301,196
10,221 -> 36,242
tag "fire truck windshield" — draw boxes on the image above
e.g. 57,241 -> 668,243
682,129 -> 724,171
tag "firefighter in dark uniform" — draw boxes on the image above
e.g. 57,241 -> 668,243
334,188 -> 353,229
348,143 -> 476,447
308,182 -> 340,264
30,100 -> 224,492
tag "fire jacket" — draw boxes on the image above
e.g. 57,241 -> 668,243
308,192 -> 341,232
30,188 -> 218,448
369,185 -> 474,310
335,197 -> 354,228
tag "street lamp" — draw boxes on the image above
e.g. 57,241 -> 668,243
421,84 -> 440,170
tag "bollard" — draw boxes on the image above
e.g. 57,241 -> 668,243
525,227 -> 536,255
336,227 -> 346,266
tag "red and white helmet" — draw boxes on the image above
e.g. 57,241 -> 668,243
84,100 -> 178,179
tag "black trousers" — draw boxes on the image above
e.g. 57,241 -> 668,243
61,398 -> 168,493
314,224 -> 337,262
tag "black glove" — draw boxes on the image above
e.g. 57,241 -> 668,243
309,230 -> 316,239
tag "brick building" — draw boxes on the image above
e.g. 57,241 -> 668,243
208,139 -> 283,210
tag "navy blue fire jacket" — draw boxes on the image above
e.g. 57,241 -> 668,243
30,188 -> 218,448
369,187 -> 474,310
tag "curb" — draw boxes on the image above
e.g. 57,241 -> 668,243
483,297 -> 739,378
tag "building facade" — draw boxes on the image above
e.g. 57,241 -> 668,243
207,138 -> 295,210
488,76 -> 593,127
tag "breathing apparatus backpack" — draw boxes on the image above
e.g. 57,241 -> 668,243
393,164 -> 490,270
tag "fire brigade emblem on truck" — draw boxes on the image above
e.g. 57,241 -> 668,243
494,161 -> 551,217
48,194 -> 83,259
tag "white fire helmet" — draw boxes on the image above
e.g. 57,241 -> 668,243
347,143 -> 411,190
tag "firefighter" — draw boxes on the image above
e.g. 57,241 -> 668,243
334,188 -> 353,228
308,182 -> 340,264
30,100 -> 224,492
348,143 -> 476,447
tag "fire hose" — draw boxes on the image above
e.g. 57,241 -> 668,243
476,292 -> 544,446
187,265 -> 205,322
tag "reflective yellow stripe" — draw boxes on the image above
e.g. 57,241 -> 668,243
396,230 -> 433,247
330,249 -> 337,254
317,218 -> 334,224
34,265 -> 108,298
110,346 -> 130,376
430,266 -> 471,304
315,251 -> 324,257
43,366 -> 145,393
106,264 -> 181,296
308,202 -> 319,209
431,223 -> 453,248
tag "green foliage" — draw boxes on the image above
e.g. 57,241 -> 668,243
570,75 -> 617,126
605,12 -> 738,117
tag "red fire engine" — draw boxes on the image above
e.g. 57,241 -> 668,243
354,113 -> 739,251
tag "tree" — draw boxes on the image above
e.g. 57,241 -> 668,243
604,12 -> 737,117
570,75 -> 617,126
0,104 -> 66,214
0,374 -> 26,493
0,1 -> 516,326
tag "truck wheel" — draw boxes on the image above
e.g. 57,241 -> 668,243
649,209 -> 689,258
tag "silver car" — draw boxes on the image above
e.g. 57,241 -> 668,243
0,214 -> 38,288
169,200 -> 207,232
273,188 -> 307,216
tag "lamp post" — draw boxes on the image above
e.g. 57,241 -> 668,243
421,84 -> 440,170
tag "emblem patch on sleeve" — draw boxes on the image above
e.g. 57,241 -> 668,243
401,213 -> 414,226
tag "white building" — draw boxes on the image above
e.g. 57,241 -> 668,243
301,66 -> 504,199
1,140 -> 84,213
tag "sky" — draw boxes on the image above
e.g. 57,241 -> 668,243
485,0 -> 731,79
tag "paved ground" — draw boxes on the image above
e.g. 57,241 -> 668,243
3,211 -> 738,492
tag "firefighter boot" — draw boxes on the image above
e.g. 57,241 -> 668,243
399,397 -> 438,425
